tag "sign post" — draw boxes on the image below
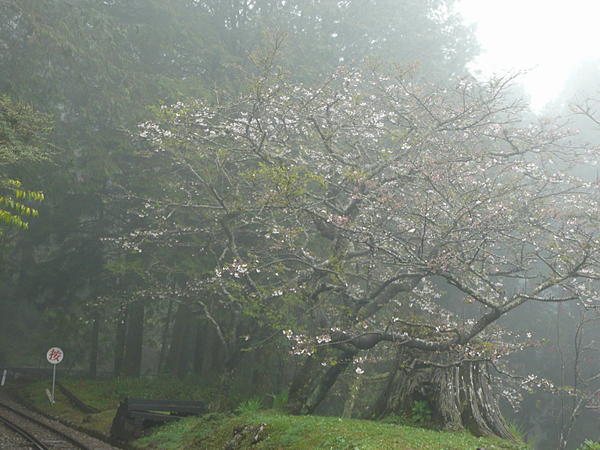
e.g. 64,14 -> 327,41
46,347 -> 64,405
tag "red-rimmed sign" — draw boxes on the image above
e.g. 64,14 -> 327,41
46,347 -> 64,365
46,347 -> 64,405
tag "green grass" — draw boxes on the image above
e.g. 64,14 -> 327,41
137,411 -> 530,450
19,374 -> 215,436
506,419 -> 537,448
19,376 -> 530,450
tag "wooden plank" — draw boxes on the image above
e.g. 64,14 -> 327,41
56,381 -> 101,414
128,411 -> 184,422
111,398 -> 206,441
110,405 -> 136,441
123,398 -> 206,415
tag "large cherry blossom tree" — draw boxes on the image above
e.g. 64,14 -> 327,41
130,40 -> 600,436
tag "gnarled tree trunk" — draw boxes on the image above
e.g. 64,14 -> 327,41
288,350 -> 330,414
370,348 -> 513,440
288,348 -> 358,415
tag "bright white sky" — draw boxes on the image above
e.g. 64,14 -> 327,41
457,0 -> 600,111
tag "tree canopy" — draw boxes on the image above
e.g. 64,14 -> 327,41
0,94 -> 51,233
121,39 -> 600,433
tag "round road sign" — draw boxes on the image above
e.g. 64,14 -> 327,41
46,347 -> 64,365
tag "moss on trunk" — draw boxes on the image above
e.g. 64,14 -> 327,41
370,349 -> 513,440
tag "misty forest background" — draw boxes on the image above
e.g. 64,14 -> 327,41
3,1 -> 600,450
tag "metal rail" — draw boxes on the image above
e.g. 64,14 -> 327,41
0,400 -> 94,450
0,414 -> 49,450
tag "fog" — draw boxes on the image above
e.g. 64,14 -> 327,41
1,2 -> 600,450
459,0 -> 600,111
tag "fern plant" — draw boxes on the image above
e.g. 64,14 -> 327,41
411,400 -> 431,425
579,440 -> 600,450
236,397 -> 263,414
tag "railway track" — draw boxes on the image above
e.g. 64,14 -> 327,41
0,413 -> 55,450
0,399 -> 118,450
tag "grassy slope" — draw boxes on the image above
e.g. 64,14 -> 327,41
18,376 -> 529,450
137,411 -> 529,450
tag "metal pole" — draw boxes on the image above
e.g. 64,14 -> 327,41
51,364 -> 56,405
1,370 -> 6,386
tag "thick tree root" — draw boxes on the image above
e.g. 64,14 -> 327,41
370,351 -> 514,440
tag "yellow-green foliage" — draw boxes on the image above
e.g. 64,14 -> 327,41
0,178 -> 44,232
244,162 -> 317,206
0,94 -> 52,233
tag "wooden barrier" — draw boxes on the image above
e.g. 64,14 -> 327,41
110,398 -> 206,441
